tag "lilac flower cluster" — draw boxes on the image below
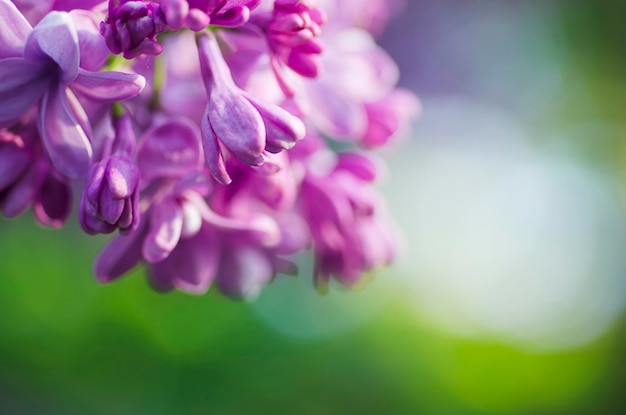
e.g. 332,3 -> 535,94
1,0 -> 418,298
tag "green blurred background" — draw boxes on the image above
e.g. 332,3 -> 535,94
2,1 -> 626,414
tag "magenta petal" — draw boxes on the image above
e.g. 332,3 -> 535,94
24,11 -> 80,82
71,69 -> 146,103
142,199 -> 183,263
0,0 -> 32,59
33,172 -> 72,228
0,58 -> 48,125
137,118 -> 203,181
94,221 -> 147,283
336,152 -> 379,182
38,84 -> 92,179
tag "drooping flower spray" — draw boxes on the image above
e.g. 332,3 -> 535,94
0,0 -> 419,298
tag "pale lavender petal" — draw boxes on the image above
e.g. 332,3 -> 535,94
71,69 -> 146,103
138,117 -> 203,181
0,0 -> 32,59
69,9 -> 109,71
142,199 -> 183,263
38,84 -> 92,179
23,11 -> 80,82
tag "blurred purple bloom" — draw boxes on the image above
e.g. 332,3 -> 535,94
101,0 -> 167,59
297,148 -> 395,290
160,0 -> 261,31
362,88 -> 421,148
0,117 -> 72,227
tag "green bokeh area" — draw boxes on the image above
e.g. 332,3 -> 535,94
1,216 -> 625,414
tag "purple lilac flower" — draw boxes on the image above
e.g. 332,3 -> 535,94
197,31 -> 305,184
0,2 -> 145,179
0,0 -> 418,298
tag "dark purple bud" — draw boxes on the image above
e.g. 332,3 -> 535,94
101,0 -> 167,59
79,155 -> 141,235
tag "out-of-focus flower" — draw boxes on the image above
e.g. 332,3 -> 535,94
294,145 -> 395,291
0,116 -> 72,227
160,0 -> 261,31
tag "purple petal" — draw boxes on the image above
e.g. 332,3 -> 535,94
70,69 -> 146,103
138,117 -> 203,181
69,9 -> 109,71
216,244 -> 273,300
207,88 -> 265,165
335,152 -> 379,182
160,0 -> 189,30
142,199 -> 183,263
106,157 -> 139,198
94,221 -> 147,283
303,81 -> 367,139
98,188 -> 124,224
85,161 -> 106,204
38,84 -> 92,179
200,106 -> 231,185
23,11 -> 80,82
148,226 -> 219,294
0,58 -> 48,125
0,0 -> 32,59
245,94 -> 305,153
